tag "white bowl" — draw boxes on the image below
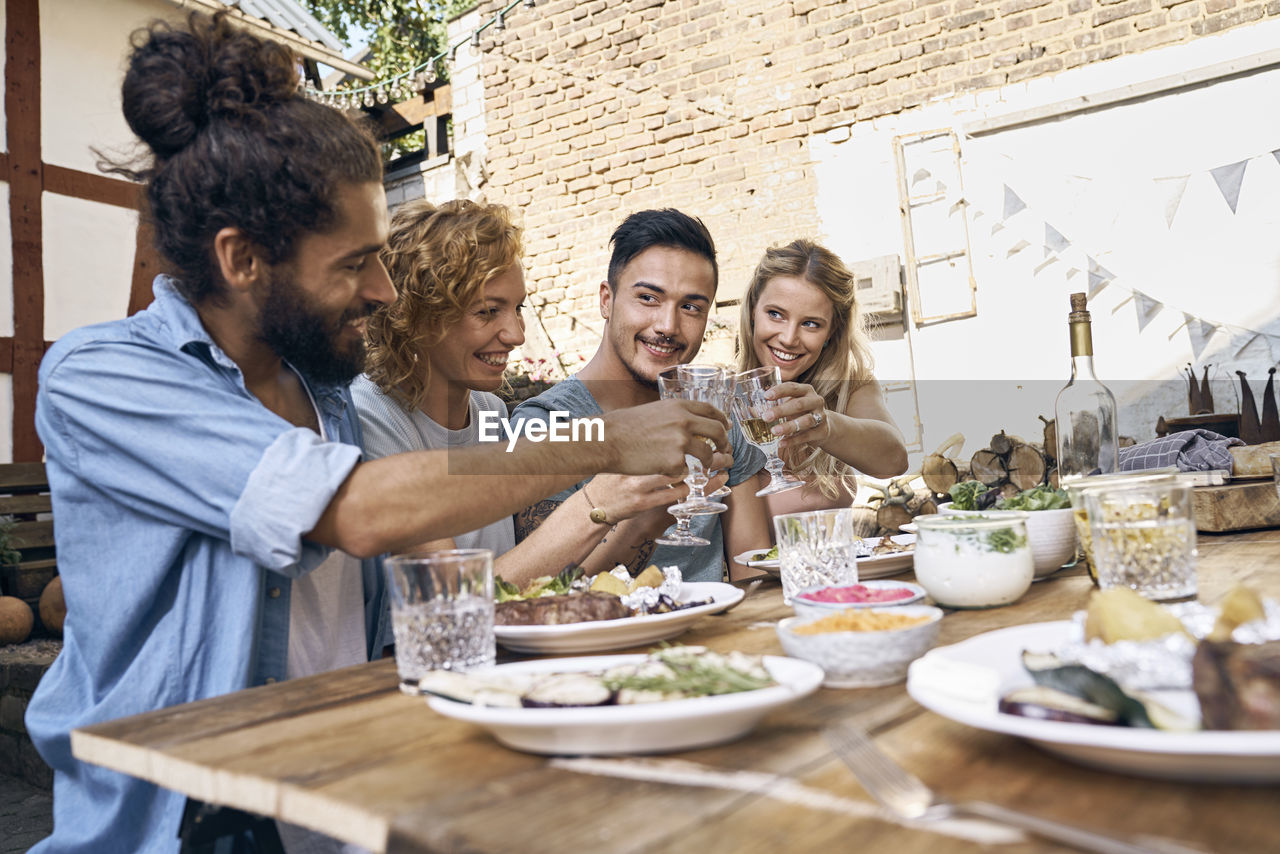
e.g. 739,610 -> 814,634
792,581 -> 926,618
938,503 -> 1076,578
775,605 -> 943,688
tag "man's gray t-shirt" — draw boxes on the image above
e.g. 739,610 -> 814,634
510,376 -> 765,582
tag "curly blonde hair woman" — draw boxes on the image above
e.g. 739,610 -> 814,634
353,199 -> 705,584
736,239 -> 908,514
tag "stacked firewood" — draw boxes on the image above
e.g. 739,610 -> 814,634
922,426 -> 1057,501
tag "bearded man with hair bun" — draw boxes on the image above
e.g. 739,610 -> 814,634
26,13 -> 728,853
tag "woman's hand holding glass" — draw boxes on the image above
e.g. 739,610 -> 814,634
732,366 -> 805,497
763,381 -> 832,451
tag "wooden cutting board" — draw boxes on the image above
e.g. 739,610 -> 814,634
1193,480 -> 1280,532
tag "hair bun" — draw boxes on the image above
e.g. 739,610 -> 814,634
122,12 -> 300,159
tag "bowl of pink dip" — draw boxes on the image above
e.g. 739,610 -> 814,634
793,580 -> 926,618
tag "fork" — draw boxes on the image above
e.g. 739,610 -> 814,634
824,723 -> 1207,854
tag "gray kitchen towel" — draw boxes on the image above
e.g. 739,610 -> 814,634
1118,428 -> 1243,472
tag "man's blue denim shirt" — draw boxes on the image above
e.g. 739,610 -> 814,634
26,277 -> 390,853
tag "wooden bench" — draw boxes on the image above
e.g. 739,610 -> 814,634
0,462 -> 56,620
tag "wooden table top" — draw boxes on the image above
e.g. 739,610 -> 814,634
74,529 -> 1280,854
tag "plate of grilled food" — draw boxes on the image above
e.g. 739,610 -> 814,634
494,565 -> 743,654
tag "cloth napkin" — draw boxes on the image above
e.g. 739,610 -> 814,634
1117,428 -> 1243,472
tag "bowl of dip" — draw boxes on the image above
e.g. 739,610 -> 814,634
792,580 -> 926,618
912,513 -> 1034,608
939,504 -> 1076,579
776,605 -> 943,687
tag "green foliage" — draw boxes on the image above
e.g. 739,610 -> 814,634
0,517 -> 22,567
305,1 -> 475,83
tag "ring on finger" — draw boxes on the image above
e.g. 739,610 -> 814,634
812,409 -> 825,427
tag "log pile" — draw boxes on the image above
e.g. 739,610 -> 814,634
862,474 -> 937,534
923,428 -> 1055,500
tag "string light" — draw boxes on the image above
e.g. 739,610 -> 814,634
305,0 -> 527,106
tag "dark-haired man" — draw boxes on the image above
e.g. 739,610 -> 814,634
27,16 -> 726,854
512,209 -> 771,581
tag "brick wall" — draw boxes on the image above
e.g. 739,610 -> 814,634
467,0 -> 1279,361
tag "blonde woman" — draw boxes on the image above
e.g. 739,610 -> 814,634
736,239 -> 908,515
355,199 -> 711,584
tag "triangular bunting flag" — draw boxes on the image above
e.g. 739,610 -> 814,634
1003,185 -> 1026,220
1234,332 -> 1261,359
949,198 -> 966,216
1187,316 -> 1219,358
1273,150 -> 1280,168
1154,175 -> 1189,228
1133,291 -> 1163,332
1087,278 -> 1109,301
1044,224 -> 1070,257
1210,160 -> 1248,213
912,168 -> 932,186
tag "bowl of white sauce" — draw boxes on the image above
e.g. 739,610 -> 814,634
911,512 -> 1034,609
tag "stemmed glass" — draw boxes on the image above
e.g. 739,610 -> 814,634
732,365 -> 806,497
678,365 -> 732,500
656,367 -> 728,547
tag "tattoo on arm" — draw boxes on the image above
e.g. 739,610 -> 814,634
515,499 -> 561,543
622,537 -> 659,575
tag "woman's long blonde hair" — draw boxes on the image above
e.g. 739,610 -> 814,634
365,199 -> 523,411
736,239 -> 875,499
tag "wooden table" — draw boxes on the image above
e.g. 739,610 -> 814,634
74,530 -> 1280,853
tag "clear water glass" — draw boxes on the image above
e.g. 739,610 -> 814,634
773,508 -> 858,604
1084,482 -> 1197,602
679,365 -> 733,500
657,367 -> 727,521
383,549 -> 496,693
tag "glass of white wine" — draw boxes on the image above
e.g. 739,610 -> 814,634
731,366 -> 805,497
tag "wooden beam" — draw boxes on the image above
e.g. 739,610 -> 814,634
6,0 -> 45,462
129,221 -> 165,316
44,164 -> 141,210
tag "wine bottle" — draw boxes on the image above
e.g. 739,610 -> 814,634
1054,292 -> 1119,483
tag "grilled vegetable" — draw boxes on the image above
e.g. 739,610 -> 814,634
998,686 -> 1119,725
1021,651 -> 1195,731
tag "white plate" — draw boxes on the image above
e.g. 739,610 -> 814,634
733,535 -> 915,580
732,549 -> 779,571
856,534 -> 917,579
494,582 -> 743,654
907,621 -> 1280,783
426,654 -> 824,755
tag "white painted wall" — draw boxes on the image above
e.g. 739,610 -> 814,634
41,0 -> 175,173
814,20 -> 1280,466
42,194 -> 139,340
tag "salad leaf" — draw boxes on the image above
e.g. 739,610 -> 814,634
948,480 -> 990,511
494,577 -> 522,602
997,485 -> 1070,511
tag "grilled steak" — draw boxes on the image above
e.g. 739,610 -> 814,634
1192,639 -> 1280,730
495,592 -> 631,626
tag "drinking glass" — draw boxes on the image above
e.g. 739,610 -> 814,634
383,549 -> 496,693
679,364 -> 732,500
1064,469 -> 1177,586
1084,482 -> 1198,602
773,508 -> 858,604
656,368 -> 727,547
732,366 -> 804,497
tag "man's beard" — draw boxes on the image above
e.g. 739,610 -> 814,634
258,266 -> 374,386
